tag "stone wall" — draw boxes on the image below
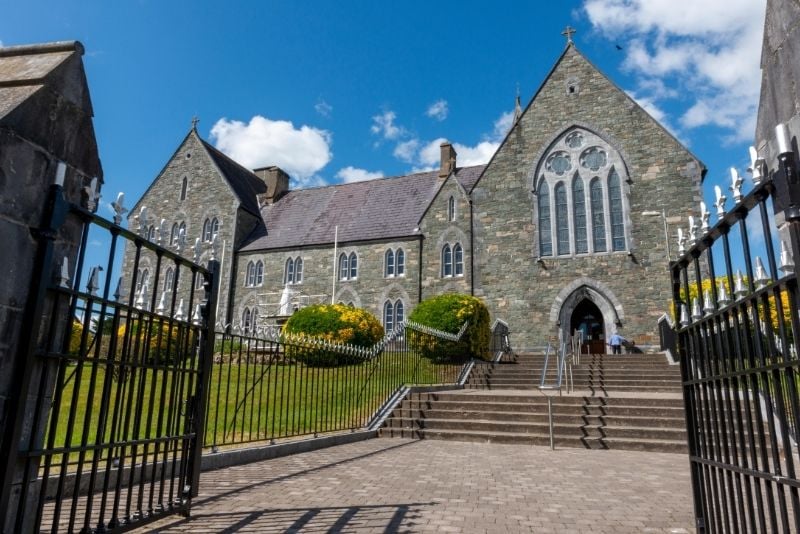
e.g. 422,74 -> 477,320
472,46 -> 703,351
233,237 -> 422,330
419,174 -> 472,298
122,131 -> 246,325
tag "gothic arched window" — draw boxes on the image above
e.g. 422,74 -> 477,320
572,175 -> 587,254
242,307 -> 252,335
285,258 -> 295,284
448,196 -> 455,221
555,182 -> 569,255
395,300 -> 404,325
164,267 -> 174,292
294,257 -> 303,283
180,177 -> 188,201
348,252 -> 358,279
535,127 -> 629,257
538,180 -> 552,257
396,248 -> 405,276
339,253 -> 349,281
442,244 -> 453,277
254,261 -> 264,286
385,249 -> 395,277
245,261 -> 255,287
590,178 -> 607,253
454,243 -> 464,276
384,300 -> 394,333
608,168 -> 625,251
171,223 -> 179,246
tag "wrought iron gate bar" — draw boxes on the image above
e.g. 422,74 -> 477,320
0,183 -> 219,532
671,139 -> 800,532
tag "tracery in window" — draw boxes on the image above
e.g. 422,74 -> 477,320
580,147 -> 607,172
545,151 -> 572,176
535,127 -> 629,257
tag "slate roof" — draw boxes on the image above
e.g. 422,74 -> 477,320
241,165 -> 484,251
200,139 -> 267,217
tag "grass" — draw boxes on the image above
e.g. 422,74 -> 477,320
42,348 -> 464,469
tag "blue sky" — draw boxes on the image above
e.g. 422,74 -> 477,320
2,0 -> 767,247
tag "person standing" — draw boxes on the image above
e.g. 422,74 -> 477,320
609,332 -> 627,355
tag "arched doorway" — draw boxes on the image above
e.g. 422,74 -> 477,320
570,299 -> 606,354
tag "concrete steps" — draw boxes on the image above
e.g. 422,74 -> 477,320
379,352 -> 691,454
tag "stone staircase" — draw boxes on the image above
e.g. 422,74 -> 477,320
379,351 -> 689,453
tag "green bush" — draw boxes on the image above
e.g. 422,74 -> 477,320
118,320 -> 187,364
282,304 -> 384,366
408,293 -> 491,362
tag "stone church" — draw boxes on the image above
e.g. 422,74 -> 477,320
128,42 -> 703,352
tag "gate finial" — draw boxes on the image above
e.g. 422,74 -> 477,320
111,192 -> 127,225
730,168 -> 743,203
714,185 -> 727,217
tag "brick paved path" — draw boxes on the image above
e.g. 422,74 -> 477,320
140,438 -> 695,533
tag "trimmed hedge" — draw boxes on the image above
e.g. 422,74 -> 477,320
408,293 -> 491,362
282,304 -> 384,366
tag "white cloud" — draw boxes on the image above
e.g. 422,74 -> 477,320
583,0 -> 766,142
419,138 -> 499,168
210,115 -> 332,181
315,99 -> 332,118
370,110 -> 405,140
492,111 -> 515,140
336,166 -> 383,183
393,139 -> 420,163
426,99 -> 449,121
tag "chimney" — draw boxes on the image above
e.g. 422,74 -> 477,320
254,166 -> 290,206
439,142 -> 457,178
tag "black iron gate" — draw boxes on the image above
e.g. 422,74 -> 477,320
671,133 -> 800,532
0,182 -> 219,532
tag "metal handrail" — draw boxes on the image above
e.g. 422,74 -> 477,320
539,337 -> 575,450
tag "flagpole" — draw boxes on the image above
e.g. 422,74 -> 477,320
331,226 -> 338,304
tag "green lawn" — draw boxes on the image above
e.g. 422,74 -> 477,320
44,349 -> 463,468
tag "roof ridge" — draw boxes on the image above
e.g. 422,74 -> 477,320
276,164 -> 487,195
0,41 -> 83,57
200,139 -> 263,182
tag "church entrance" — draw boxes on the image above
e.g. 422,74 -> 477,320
570,299 -> 606,354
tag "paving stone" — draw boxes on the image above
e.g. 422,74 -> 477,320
138,437 -> 695,533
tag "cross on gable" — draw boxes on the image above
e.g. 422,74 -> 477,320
562,25 -> 576,44
191,116 -> 200,130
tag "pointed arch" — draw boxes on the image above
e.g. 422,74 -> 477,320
554,181 -> 569,255
608,167 -> 625,251
589,177 -> 606,253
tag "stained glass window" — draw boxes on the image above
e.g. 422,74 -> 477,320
580,147 -> 607,171
590,178 -> 606,252
609,169 -> 625,251
555,182 -> 569,255
573,175 -> 588,254
538,180 -> 552,257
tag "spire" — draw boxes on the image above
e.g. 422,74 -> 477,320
512,84 -> 522,125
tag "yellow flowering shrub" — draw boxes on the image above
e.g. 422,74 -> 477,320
408,293 -> 491,362
282,304 -> 383,366
117,320 -> 185,364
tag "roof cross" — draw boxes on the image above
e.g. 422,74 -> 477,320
562,25 -> 576,45
191,116 -> 200,130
